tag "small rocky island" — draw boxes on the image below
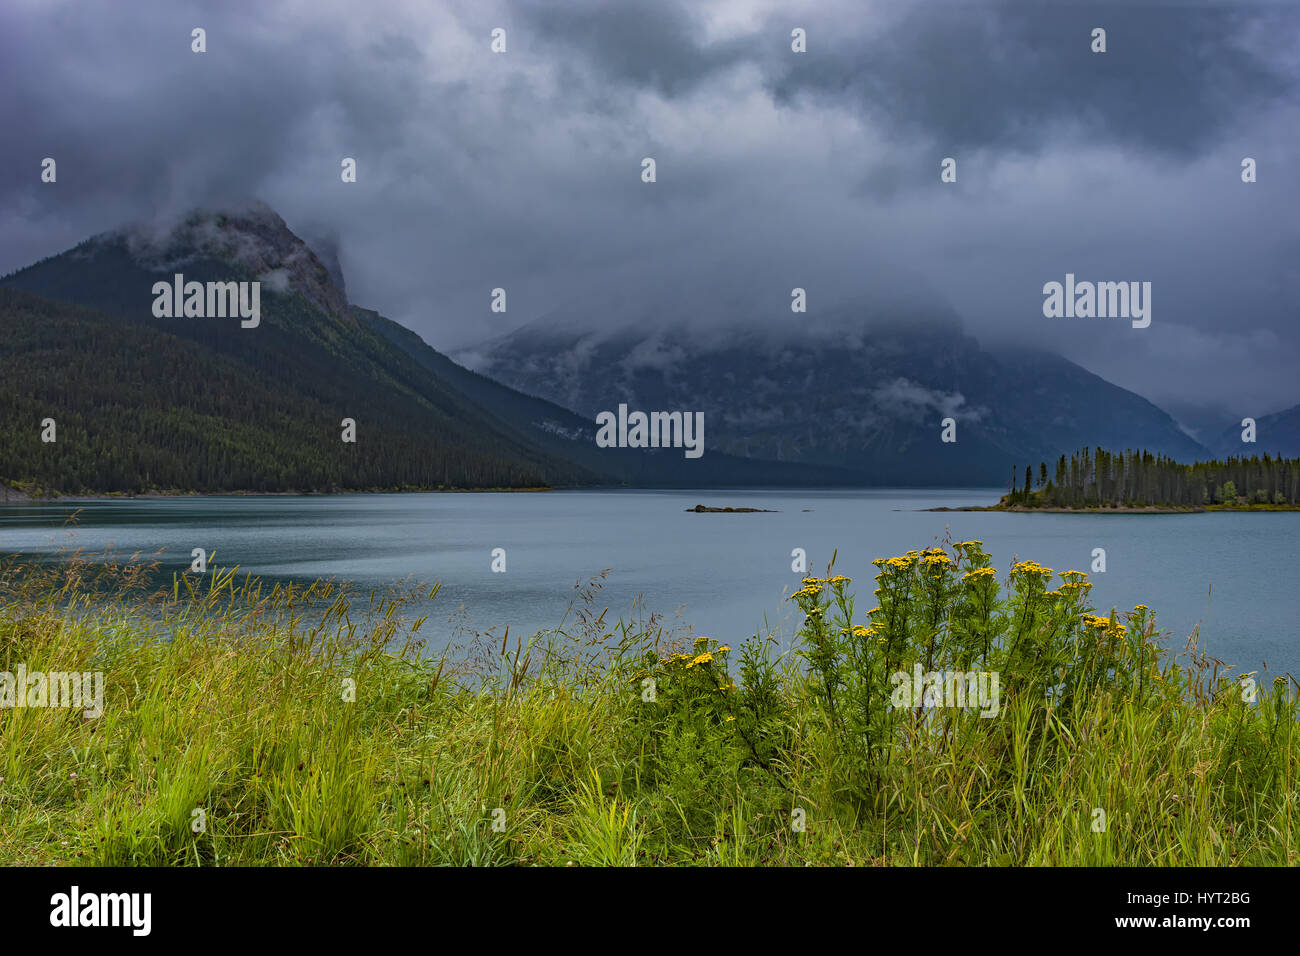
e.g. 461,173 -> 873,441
687,504 -> 777,513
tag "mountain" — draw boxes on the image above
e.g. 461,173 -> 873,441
1208,404 -> 1300,459
1,202 -> 1221,494
358,308 -> 862,487
0,202 -> 854,493
457,304 -> 1212,486
0,202 -> 601,493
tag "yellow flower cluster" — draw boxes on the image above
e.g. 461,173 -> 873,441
658,640 -> 719,664
652,652 -> 687,672
963,567 -> 997,581
839,624 -> 873,638
1082,614 -> 1126,634
1011,560 -> 1054,578
685,651 -> 714,668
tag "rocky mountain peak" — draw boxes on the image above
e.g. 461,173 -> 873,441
110,200 -> 353,323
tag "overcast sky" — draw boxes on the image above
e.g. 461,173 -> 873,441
3,0 -> 1298,430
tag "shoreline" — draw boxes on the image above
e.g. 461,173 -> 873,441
926,503 -> 1300,514
0,485 -> 561,502
6,485 -> 1298,511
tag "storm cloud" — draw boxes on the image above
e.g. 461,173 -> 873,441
2,0 -> 1297,434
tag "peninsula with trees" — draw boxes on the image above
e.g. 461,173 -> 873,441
933,448 -> 1300,512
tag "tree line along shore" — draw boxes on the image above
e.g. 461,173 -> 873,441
952,448 -> 1300,512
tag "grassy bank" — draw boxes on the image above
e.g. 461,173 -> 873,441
0,544 -> 1295,866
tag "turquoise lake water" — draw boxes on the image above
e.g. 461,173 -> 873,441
1,488 -> 1296,679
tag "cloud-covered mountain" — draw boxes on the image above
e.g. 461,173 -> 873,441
1208,404 -> 1300,460
0,203 -> 602,492
459,302 -> 1211,485
0,203 -> 861,492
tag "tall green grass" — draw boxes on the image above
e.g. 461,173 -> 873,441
0,541 -> 1294,866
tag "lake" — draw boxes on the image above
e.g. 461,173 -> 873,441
1,488 -> 1296,679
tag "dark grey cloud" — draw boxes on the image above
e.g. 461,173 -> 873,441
765,2 -> 1297,159
513,0 -> 752,99
1,0 -> 1298,427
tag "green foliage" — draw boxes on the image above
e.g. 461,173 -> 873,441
1011,446 -> 1300,508
0,546 -> 1295,867
0,287 -> 593,493
621,637 -> 742,840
